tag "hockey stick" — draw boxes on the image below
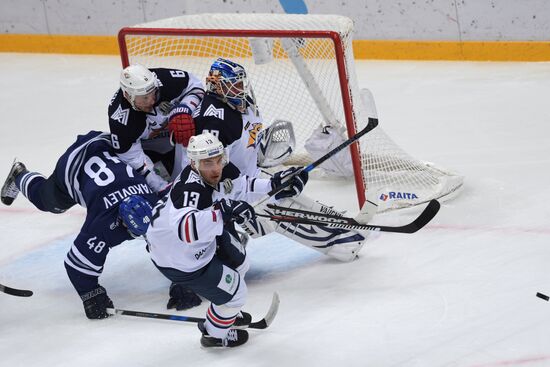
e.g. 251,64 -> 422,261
258,117 -> 379,205
107,292 -> 280,330
0,283 -> 33,297
257,199 -> 441,234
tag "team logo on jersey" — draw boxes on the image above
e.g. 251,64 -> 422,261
247,123 -> 264,148
185,170 -> 205,187
379,191 -> 419,201
110,105 -> 130,126
217,265 -> 238,294
203,104 -> 225,120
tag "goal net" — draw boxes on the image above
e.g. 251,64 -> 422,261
118,13 -> 463,212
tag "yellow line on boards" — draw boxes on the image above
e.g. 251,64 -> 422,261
1,34 -> 550,61
0,34 -> 119,55
352,40 -> 550,61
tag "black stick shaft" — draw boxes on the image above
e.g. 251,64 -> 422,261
266,118 -> 378,197
261,199 -> 440,234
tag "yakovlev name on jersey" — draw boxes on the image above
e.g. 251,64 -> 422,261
103,183 -> 154,209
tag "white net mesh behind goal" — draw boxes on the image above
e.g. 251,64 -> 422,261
119,13 -> 463,212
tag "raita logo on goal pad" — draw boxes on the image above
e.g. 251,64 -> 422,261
379,191 -> 419,201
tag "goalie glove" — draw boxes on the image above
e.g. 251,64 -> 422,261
271,167 -> 309,200
168,104 -> 195,146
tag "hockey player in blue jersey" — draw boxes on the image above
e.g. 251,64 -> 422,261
0,131 -> 158,319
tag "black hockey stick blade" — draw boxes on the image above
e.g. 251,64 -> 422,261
239,292 -> 280,330
0,284 -> 33,297
375,199 -> 441,233
262,199 -> 441,234
107,292 -> 280,330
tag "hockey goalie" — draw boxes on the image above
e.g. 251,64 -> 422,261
182,57 -> 369,262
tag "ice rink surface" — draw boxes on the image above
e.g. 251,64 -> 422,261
1,54 -> 549,367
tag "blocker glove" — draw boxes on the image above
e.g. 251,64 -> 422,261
168,104 -> 195,146
271,167 -> 309,200
80,285 -> 114,320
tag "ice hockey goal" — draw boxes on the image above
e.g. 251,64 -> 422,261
118,13 -> 463,212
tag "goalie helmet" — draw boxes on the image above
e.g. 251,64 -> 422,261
119,195 -> 153,237
206,58 -> 256,113
187,132 -> 228,169
120,64 -> 159,110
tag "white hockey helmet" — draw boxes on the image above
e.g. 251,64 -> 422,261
187,132 -> 228,169
120,64 -> 158,109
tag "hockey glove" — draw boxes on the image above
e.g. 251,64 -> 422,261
167,283 -> 202,311
271,167 -> 309,200
168,104 -> 195,146
80,285 -> 114,320
214,199 -> 257,226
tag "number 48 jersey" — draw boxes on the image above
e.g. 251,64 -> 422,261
56,131 -> 158,294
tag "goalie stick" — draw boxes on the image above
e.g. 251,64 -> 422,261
259,117 -> 379,205
107,292 -> 280,330
0,283 -> 33,297
258,199 -> 441,234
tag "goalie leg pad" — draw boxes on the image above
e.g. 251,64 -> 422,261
263,194 -> 369,262
238,217 -> 274,239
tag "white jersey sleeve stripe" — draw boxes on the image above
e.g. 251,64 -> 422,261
19,173 -> 45,198
69,243 -> 103,271
64,259 -> 102,277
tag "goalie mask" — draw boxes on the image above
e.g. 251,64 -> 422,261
187,132 -> 229,178
206,58 -> 256,113
120,64 -> 159,111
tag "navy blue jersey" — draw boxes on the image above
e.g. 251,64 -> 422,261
57,131 -> 158,294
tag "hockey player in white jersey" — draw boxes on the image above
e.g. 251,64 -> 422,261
146,132 -> 308,348
109,64 -> 204,193
168,58 -> 367,262
110,64 -> 205,311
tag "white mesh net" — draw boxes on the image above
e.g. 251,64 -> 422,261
119,13 -> 463,212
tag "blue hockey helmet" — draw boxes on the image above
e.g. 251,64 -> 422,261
118,195 -> 153,237
206,58 -> 256,113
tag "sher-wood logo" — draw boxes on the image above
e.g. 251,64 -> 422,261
274,208 -> 347,224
